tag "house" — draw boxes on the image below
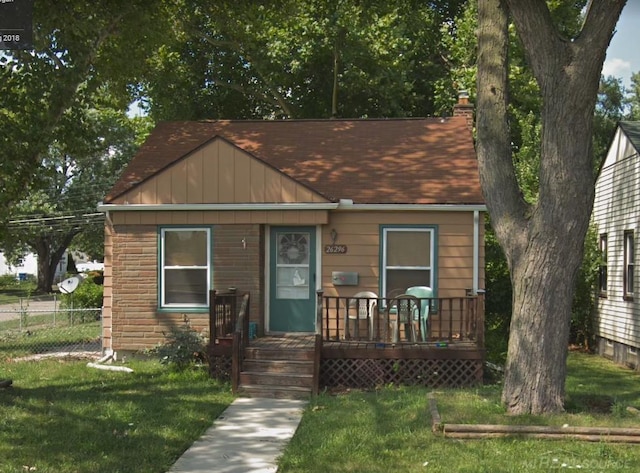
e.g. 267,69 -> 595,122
0,251 -> 68,283
593,121 -> 640,369
0,252 -> 38,279
98,96 -> 486,388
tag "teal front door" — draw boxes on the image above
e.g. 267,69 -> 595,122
269,227 -> 316,332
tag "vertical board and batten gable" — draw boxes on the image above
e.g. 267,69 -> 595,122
593,122 -> 640,349
102,138 -> 331,352
320,211 -> 483,299
110,138 -> 329,206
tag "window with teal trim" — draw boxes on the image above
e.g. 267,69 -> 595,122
160,228 -> 211,308
382,227 -> 434,298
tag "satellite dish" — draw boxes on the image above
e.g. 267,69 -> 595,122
59,276 -> 80,294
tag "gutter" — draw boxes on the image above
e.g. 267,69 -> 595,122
97,202 -> 340,212
97,201 -> 487,212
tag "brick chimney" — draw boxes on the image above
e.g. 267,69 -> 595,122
453,89 -> 474,130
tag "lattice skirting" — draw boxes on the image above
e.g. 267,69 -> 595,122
209,355 -> 232,381
320,358 -> 482,389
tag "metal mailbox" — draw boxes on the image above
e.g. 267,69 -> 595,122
331,271 -> 359,286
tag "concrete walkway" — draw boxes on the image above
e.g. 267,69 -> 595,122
168,397 -> 307,473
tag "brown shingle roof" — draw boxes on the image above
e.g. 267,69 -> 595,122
105,118 -> 484,205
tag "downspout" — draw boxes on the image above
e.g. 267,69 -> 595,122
87,353 -> 134,373
473,210 -> 480,295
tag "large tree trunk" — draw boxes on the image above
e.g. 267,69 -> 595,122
32,233 -> 77,293
476,0 -> 626,414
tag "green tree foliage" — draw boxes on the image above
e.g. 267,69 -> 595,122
0,0 -> 169,224
628,72 -> 640,119
484,218 -> 511,364
570,225 -> 600,350
2,101 -> 152,293
141,0 -> 467,120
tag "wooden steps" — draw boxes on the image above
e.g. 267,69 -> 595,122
237,337 -> 317,400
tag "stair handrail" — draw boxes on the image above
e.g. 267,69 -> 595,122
231,292 -> 250,393
312,333 -> 322,396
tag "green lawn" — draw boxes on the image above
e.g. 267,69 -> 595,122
0,360 -> 234,473
278,352 -> 640,473
0,276 -> 39,305
0,315 -> 101,359
2,351 -> 639,472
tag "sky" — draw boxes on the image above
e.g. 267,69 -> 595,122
603,1 -> 640,88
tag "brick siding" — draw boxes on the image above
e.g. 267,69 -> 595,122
108,224 -> 263,352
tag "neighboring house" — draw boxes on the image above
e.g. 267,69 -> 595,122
0,252 -> 38,279
593,121 -> 640,369
76,261 -> 105,272
0,251 -> 67,282
98,96 -> 486,362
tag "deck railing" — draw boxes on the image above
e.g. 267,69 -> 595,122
209,289 -> 238,342
318,292 -> 484,346
209,289 -> 251,390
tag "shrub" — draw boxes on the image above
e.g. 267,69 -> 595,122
570,225 -> 599,351
86,270 -> 104,285
60,277 -> 103,309
0,274 -> 19,287
150,318 -> 207,371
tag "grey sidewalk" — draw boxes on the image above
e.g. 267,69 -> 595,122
168,397 -> 307,473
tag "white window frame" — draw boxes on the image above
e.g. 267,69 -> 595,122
381,226 -> 435,299
160,227 -> 212,309
624,230 -> 634,300
599,233 -> 607,296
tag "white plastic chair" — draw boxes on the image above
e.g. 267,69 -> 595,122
346,291 -> 378,340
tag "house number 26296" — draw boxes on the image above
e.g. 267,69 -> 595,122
324,245 -> 347,254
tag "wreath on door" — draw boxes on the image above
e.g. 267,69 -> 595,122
278,233 -> 308,264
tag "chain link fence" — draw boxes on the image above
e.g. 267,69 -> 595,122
0,296 -> 102,361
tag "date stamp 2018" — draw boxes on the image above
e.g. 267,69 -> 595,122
0,0 -> 33,50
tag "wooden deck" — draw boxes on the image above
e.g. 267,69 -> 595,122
250,335 -> 317,350
229,336 -> 481,360
322,339 -> 481,358
210,335 -> 484,393
208,292 -> 485,395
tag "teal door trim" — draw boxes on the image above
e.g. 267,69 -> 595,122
268,226 -> 317,332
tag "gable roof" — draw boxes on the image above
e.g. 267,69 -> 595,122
105,118 -> 484,206
619,121 -> 640,152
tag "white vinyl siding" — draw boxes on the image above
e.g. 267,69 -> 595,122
593,125 -> 640,349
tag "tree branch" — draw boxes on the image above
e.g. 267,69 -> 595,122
575,1 -> 627,77
196,30 -> 296,118
476,0 -> 529,259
